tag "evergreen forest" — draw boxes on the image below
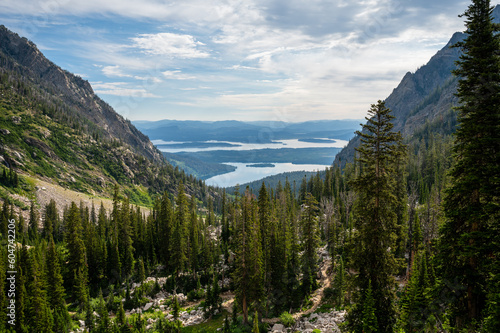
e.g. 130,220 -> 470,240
0,0 -> 499,332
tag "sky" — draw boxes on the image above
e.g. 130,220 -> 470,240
0,0 -> 482,122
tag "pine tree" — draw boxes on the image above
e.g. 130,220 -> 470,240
439,0 -> 500,328
252,311 -> 260,333
137,257 -> 146,283
361,280 -> 378,333
233,190 -> 264,324
28,200 -> 39,240
64,202 -> 88,307
347,100 -> 405,333
258,182 -> 272,292
43,199 -> 59,240
116,301 -> 126,327
107,232 -> 121,283
96,289 -> 110,333
171,183 -> 188,276
28,250 -> 54,332
45,237 -> 70,331
158,192 -> 173,268
189,195 -> 199,274
333,256 -> 346,306
16,246 -> 29,333
286,203 -> 301,310
118,196 -> 134,279
300,193 -> 320,297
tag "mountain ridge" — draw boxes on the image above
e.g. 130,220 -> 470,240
333,30 -> 464,166
0,25 -> 162,163
334,5 -> 500,166
0,25 -> 215,205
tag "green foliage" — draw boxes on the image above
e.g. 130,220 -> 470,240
361,281 -> 378,333
347,100 -> 405,333
252,312 -> 260,333
279,311 -> 295,327
438,0 -> 500,330
233,189 -> 264,325
204,273 -> 222,318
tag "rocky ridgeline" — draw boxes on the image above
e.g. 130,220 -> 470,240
270,310 -> 346,333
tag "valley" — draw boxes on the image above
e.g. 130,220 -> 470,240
136,121 -> 355,186
1,2 -> 499,333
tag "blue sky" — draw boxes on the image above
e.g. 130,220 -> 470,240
0,0 -> 480,122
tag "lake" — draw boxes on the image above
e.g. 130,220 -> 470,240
152,138 -> 348,153
204,163 -> 329,188
153,138 -> 348,187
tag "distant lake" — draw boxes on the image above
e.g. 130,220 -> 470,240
153,138 -> 347,187
205,163 -> 329,188
153,138 -> 348,153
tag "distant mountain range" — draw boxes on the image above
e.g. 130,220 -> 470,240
133,119 -> 362,143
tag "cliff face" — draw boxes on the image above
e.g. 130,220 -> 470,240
335,3 -> 500,166
0,25 -> 162,163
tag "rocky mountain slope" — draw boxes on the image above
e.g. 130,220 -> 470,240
0,25 -> 215,206
333,30 -> 464,167
0,25 -> 161,163
334,5 -> 500,166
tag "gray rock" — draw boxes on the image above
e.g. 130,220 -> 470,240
144,302 -> 153,311
304,322 -> 314,330
271,323 -> 284,332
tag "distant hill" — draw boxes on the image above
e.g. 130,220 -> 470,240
0,25 -> 215,205
226,170 -> 322,196
133,119 -> 362,143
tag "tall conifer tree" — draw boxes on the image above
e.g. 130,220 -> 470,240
64,202 -> 88,306
347,100 -> 405,333
45,237 -> 70,331
439,0 -> 500,329
300,193 -> 320,296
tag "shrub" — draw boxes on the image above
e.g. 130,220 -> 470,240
279,311 -> 295,327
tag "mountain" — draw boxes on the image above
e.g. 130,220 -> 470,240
133,119 -> 361,143
0,26 -> 162,163
333,31 -> 469,166
0,25 -> 213,205
335,5 -> 500,167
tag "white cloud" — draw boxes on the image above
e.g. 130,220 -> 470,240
0,0 -> 476,121
102,65 -> 163,83
162,70 -> 197,80
91,82 -> 160,98
131,33 -> 210,58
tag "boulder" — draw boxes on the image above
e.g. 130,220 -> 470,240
271,323 -> 284,332
304,322 -> 314,330
143,302 -> 153,311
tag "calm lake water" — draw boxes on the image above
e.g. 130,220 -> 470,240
205,163 -> 329,188
153,139 -> 347,187
153,138 -> 348,153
